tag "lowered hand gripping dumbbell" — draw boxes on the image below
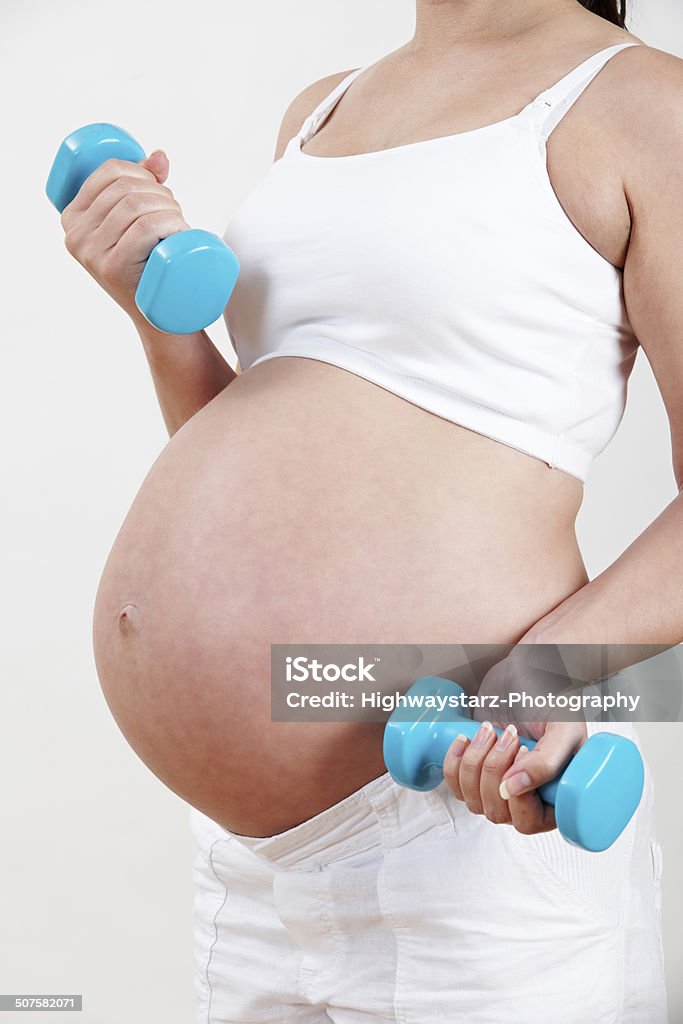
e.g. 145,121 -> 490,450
383,676 -> 645,852
46,123 -> 240,334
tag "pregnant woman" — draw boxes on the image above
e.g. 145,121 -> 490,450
58,0 -> 679,1020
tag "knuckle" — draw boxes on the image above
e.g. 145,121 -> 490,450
78,244 -> 96,271
63,227 -> 83,257
525,765 -> 545,787
513,819 -> 536,836
101,247 -> 124,277
118,190 -> 147,215
111,174 -> 137,196
465,801 -> 484,816
480,757 -> 503,777
130,212 -> 153,235
459,756 -> 480,776
485,807 -> 510,825
102,158 -> 129,175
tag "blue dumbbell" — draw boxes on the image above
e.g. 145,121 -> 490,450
383,676 -> 644,852
46,123 -> 240,334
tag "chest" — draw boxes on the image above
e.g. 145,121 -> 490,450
302,71 -> 632,269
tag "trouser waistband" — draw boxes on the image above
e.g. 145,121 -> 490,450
222,771 -> 457,871
222,720 -> 642,871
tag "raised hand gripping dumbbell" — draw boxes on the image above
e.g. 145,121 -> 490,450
383,676 -> 645,853
46,123 -> 239,334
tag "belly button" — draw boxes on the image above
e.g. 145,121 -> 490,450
117,603 -> 140,635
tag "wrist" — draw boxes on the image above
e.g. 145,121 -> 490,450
132,312 -> 206,368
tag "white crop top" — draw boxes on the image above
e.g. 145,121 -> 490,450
223,42 -> 641,481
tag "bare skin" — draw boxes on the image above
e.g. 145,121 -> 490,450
94,359 -> 586,833
60,0 -> 683,837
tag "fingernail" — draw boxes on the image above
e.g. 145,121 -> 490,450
444,734 -> 469,770
519,745 -> 529,755
496,723 -> 517,751
499,771 -> 532,800
452,733 -> 469,758
472,721 -> 494,748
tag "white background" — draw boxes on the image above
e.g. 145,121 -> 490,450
1,1 -> 682,1020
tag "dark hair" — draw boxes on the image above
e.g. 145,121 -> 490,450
578,0 -> 627,27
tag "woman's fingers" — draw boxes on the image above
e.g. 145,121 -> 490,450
60,158 -> 158,229
139,150 -> 169,184
444,723 -> 519,818
499,722 -> 586,798
455,722 -> 497,814
493,745 -> 554,834
94,191 -> 184,252
106,209 -> 190,272
85,176 -> 177,232
59,146 -> 190,317
478,724 -> 520,824
444,721 -> 587,837
499,722 -> 587,836
508,789 -> 557,835
443,733 -> 471,801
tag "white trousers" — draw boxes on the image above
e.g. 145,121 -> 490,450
189,723 -> 667,1023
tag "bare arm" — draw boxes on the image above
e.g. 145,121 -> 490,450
133,315 -> 237,436
60,72 -> 352,437
146,71 -> 355,435
424,48 -> 683,836
522,48 -> 683,652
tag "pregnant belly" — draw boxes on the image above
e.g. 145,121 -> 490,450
93,356 -> 587,836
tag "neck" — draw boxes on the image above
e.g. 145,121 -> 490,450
412,0 -> 576,50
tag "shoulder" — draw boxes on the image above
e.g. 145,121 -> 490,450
604,42 -> 683,143
274,70 -> 358,160
606,44 -> 683,200
612,41 -> 683,107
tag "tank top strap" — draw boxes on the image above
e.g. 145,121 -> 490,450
298,67 -> 366,146
528,42 -> 642,142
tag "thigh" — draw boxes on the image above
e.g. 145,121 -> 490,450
190,807 -> 332,1024
373,757 -> 666,1024
189,757 -> 667,1024
375,819 -> 620,1023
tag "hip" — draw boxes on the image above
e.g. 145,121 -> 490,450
190,730 -> 666,1023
